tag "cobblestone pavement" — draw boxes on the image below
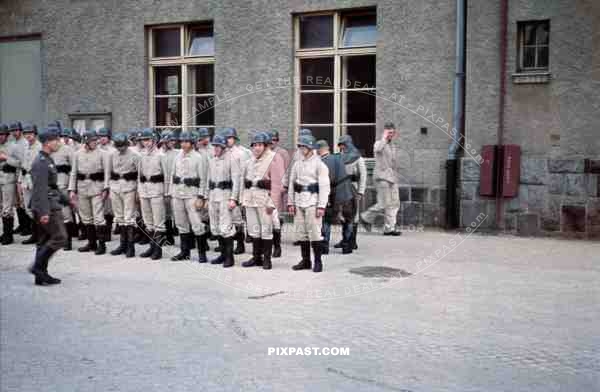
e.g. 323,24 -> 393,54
1,226 -> 599,392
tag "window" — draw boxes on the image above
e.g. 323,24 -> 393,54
148,22 -> 215,135
295,9 -> 377,157
69,112 -> 112,135
517,20 -> 549,72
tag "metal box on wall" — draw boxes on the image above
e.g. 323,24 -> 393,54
479,145 -> 497,197
501,144 -> 520,198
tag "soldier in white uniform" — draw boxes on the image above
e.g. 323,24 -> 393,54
8,121 -> 31,237
137,128 -> 169,260
18,123 -> 42,245
51,128 -> 77,250
195,128 -> 214,248
68,130 -> 111,255
287,134 -> 330,273
160,131 -> 179,245
107,132 -> 140,258
221,127 -> 251,254
169,131 -> 208,262
265,131 -> 287,258
0,124 -> 21,245
207,134 -> 240,268
97,127 -> 115,240
360,122 -> 402,236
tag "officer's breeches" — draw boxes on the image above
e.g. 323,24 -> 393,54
245,206 -> 274,240
36,209 -> 68,250
78,194 -> 106,225
111,190 -> 137,226
140,196 -> 165,232
294,206 -> 322,242
173,197 -> 205,236
209,200 -> 235,238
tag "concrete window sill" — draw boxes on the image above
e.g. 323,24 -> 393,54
512,72 -> 552,84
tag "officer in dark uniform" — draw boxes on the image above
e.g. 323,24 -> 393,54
28,127 -> 68,286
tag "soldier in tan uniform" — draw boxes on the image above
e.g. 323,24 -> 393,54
107,133 -> 140,258
240,132 -> 284,270
360,122 -> 401,236
51,128 -> 77,250
336,134 -> 367,250
287,134 -> 330,273
159,131 -> 179,245
97,127 -> 115,240
0,124 -> 21,245
265,131 -> 286,258
137,128 -> 169,260
8,121 -> 31,237
221,127 -> 251,254
169,131 -> 208,262
207,134 -> 239,268
195,128 -> 214,247
18,123 -> 42,245
68,130 -> 111,254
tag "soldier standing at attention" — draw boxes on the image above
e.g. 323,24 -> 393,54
222,127 -> 251,254
0,124 -> 21,245
207,134 -> 240,268
107,133 -> 140,258
28,127 -> 68,286
51,128 -> 77,250
137,128 -> 169,260
287,134 -> 330,273
240,132 -> 284,270
97,127 -> 115,240
360,122 -> 401,236
69,130 -> 111,254
160,131 -> 178,246
18,123 -> 42,245
265,131 -> 287,258
336,135 -> 367,250
169,131 -> 208,262
8,121 -> 31,237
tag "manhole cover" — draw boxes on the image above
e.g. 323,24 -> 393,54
349,266 -> 412,278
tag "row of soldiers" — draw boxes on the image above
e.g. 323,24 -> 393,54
0,120 -> 387,285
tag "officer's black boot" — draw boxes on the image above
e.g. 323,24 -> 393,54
22,221 -> 38,245
78,225 -> 97,252
1,217 -> 14,245
171,233 -> 191,261
29,246 -> 61,285
16,208 -> 32,236
196,234 -> 208,263
311,241 -> 323,273
78,221 -> 87,240
223,236 -> 235,268
341,223 -> 353,254
292,241 -> 311,270
242,238 -> 263,267
272,229 -> 282,258
104,214 -> 113,242
139,231 -> 155,258
151,232 -> 164,260
110,230 -> 127,256
165,219 -> 175,246
233,225 -> 245,255
210,236 -> 225,264
351,223 -> 359,250
95,225 -> 107,255
113,223 -> 121,235
125,226 -> 136,258
262,239 -> 273,270
63,222 -> 75,251
201,231 -> 210,252
40,246 -> 61,284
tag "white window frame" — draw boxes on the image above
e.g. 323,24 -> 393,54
148,23 -> 216,133
294,10 -> 376,155
517,20 -> 550,72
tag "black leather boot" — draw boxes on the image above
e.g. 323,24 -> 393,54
113,223 -> 121,235
29,246 -> 61,285
165,219 -> 175,246
272,229 -> 282,258
233,226 -> 245,255
78,221 -> 87,240
242,238 -> 263,267
1,217 -> 14,245
151,232 -> 164,260
262,239 -> 273,270
139,231 -> 155,258
321,240 -> 329,255
125,226 -> 136,258
78,224 -> 97,252
22,221 -> 38,244
311,241 -> 323,272
110,230 -> 127,256
292,241 -> 311,270
104,214 -> 113,242
94,225 -> 107,255
171,233 -> 191,261
223,236 -> 235,268
196,234 -> 208,263
16,208 -> 31,236
351,223 -> 359,250
210,236 -> 225,264
63,222 -> 75,251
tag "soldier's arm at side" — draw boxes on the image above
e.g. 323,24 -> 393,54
358,157 -> 367,196
102,150 -> 110,191
196,155 -> 207,199
68,152 -> 78,193
160,154 -> 170,196
287,161 -> 298,207
229,155 -> 241,203
317,161 -> 330,209
269,153 -> 285,210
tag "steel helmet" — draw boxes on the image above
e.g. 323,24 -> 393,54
297,135 -> 316,149
83,129 -> 98,143
337,134 -> 353,146
211,134 -> 227,147
179,131 -> 195,143
38,127 -> 61,144
196,127 -> 210,139
138,128 -> 155,140
250,131 -> 269,146
298,128 -> 312,137
97,127 -> 111,138
0,124 -> 10,135
221,127 -> 238,139
22,122 -> 37,134
112,132 -> 129,147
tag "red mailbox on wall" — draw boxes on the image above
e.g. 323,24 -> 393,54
479,145 -> 497,197
501,144 -> 520,198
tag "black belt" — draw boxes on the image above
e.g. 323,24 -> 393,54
56,164 -> 71,174
1,165 -> 17,173
21,169 -> 29,176
209,180 -> 232,190
111,171 -> 137,181
332,175 -> 353,187
349,174 -> 358,182
293,182 -> 319,193
244,179 -> 271,190
173,176 -> 200,187
140,174 -> 164,183
77,172 -> 105,181
49,184 -> 58,190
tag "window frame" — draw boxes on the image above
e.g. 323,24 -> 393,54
148,22 -> 216,133
294,9 -> 377,156
517,20 -> 550,73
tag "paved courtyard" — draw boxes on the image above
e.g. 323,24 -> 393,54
1,226 -> 599,392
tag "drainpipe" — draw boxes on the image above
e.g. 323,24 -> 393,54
445,0 -> 466,229
496,0 -> 508,229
